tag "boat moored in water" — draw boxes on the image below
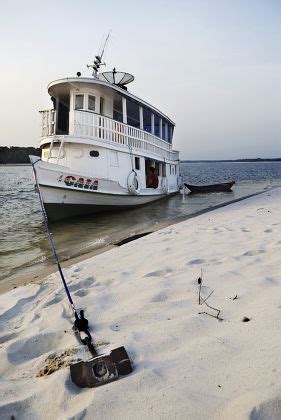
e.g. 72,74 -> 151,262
31,48 -> 180,221
184,181 -> 235,194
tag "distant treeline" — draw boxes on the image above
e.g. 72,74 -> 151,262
182,158 -> 281,163
0,147 -> 41,164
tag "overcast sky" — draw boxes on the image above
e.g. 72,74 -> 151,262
1,0 -> 280,159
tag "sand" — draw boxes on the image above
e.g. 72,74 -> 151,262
0,188 -> 280,419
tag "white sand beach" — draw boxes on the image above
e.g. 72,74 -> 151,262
0,188 -> 280,420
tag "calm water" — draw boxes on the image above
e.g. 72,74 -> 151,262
1,162 -> 281,282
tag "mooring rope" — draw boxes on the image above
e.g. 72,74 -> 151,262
31,159 -> 76,311
31,159 -> 94,352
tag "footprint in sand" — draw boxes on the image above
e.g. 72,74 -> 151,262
250,396 -> 281,420
69,277 -> 96,292
74,289 -> 89,297
264,229 -> 272,233
263,276 -> 279,286
158,230 -> 172,236
144,268 -> 173,278
186,259 -> 205,265
71,266 -> 82,278
121,271 -> 131,277
44,294 -> 63,307
242,250 -> 265,257
0,332 -> 17,345
0,285 -> 48,332
151,291 -> 168,303
0,395 -> 35,419
7,332 -> 65,365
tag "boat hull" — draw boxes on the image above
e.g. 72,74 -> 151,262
30,157 -> 178,221
184,181 -> 235,194
41,184 -> 170,221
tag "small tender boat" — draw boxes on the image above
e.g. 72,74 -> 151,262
184,181 -> 235,193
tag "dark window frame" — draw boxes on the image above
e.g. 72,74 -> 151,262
135,156 -> 140,170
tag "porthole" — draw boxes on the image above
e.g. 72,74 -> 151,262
89,150 -> 99,157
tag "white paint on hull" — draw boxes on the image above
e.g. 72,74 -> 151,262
40,184 -> 169,207
30,156 -> 178,220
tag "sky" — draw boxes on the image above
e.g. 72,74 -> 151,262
0,0 -> 280,159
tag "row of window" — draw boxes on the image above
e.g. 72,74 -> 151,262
113,94 -> 174,143
134,157 -> 177,176
75,94 -> 104,115
88,150 -> 177,175
74,93 -> 174,143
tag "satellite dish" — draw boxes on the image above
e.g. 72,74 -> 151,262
99,71 -> 134,86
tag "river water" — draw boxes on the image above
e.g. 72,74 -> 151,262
1,161 -> 281,282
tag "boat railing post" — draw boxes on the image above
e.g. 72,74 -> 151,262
40,110 -> 46,137
48,110 -> 51,136
124,124 -> 128,146
109,117 -> 113,142
53,109 -> 57,135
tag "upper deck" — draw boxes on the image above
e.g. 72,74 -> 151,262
40,74 -> 178,161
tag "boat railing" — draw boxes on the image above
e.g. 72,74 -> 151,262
40,109 -> 179,160
40,109 -> 56,137
72,111 -> 178,160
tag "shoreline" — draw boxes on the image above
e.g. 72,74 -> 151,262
0,188 -> 270,295
0,163 -> 32,166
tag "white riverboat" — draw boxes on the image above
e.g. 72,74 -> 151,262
30,52 -> 180,220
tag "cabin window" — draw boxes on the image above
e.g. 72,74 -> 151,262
100,97 -> 104,115
135,157 -> 140,170
143,107 -> 152,133
154,115 -> 160,137
88,95 -> 96,111
165,123 -> 168,142
162,120 -> 166,140
89,150 -> 99,157
168,124 -> 173,143
113,94 -> 123,122
74,94 -> 84,110
127,99 -> 140,128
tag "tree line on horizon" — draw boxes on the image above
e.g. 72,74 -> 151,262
0,146 -> 41,164
181,158 -> 281,162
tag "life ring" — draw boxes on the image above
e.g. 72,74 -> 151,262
161,177 -> 169,194
127,171 -> 141,195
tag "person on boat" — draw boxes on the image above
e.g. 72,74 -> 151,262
146,167 -> 159,189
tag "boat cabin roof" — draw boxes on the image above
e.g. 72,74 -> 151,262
48,77 -> 175,126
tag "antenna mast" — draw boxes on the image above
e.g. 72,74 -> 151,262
87,31 -> 111,78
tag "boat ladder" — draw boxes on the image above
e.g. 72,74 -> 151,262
47,137 -> 65,164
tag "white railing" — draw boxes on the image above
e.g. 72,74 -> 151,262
40,109 -> 179,161
40,109 -> 56,137
72,111 -> 179,160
